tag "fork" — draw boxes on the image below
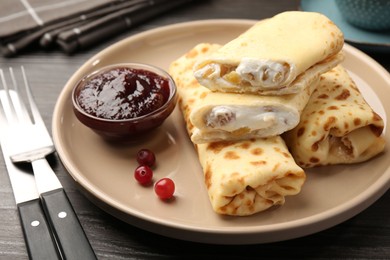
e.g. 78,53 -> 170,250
0,67 -> 97,260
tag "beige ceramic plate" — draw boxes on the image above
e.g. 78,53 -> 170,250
52,20 -> 390,244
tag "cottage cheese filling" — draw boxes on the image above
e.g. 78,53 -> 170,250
205,105 -> 297,134
236,58 -> 290,88
195,59 -> 291,88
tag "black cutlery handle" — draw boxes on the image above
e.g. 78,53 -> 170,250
41,188 -> 97,260
17,199 -> 61,260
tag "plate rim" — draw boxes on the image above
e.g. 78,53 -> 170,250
52,19 -> 390,244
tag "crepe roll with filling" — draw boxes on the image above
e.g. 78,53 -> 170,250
193,11 -> 344,95
190,68 -> 319,143
283,65 -> 385,168
169,43 -> 306,216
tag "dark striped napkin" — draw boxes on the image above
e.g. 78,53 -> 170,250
0,0 -> 192,57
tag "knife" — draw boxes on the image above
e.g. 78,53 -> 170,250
0,114 -> 61,259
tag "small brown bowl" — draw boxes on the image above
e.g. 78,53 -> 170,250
72,63 -> 177,141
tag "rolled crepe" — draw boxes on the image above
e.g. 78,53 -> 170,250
169,43 -> 306,216
190,53 -> 319,143
283,65 -> 385,168
193,11 -> 344,95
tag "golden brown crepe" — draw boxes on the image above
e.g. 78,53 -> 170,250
189,43 -> 319,143
193,11 -> 344,95
283,65 -> 385,168
169,43 -> 306,216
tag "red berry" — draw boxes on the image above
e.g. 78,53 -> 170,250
134,165 -> 153,185
137,149 -> 156,167
154,178 -> 175,200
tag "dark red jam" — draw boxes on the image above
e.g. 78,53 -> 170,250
76,67 -> 171,120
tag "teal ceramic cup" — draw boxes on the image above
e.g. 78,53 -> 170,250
335,0 -> 390,31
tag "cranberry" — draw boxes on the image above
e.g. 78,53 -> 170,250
154,178 -> 175,200
134,165 -> 153,185
136,149 -> 156,167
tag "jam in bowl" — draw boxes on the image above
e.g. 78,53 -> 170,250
72,63 -> 177,140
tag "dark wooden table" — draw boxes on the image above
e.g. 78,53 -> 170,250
1,1 -> 389,259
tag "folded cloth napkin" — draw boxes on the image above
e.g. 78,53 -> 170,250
0,0 -> 192,57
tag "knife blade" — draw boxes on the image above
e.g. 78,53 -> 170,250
0,105 -> 61,260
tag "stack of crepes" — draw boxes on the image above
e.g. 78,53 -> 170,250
168,11 -> 385,216
170,43 -> 306,216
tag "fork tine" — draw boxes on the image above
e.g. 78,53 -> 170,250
0,80 -> 6,124
20,66 -> 44,126
9,67 -> 31,124
9,68 -> 19,93
0,69 -> 16,124
1,68 -> 31,125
